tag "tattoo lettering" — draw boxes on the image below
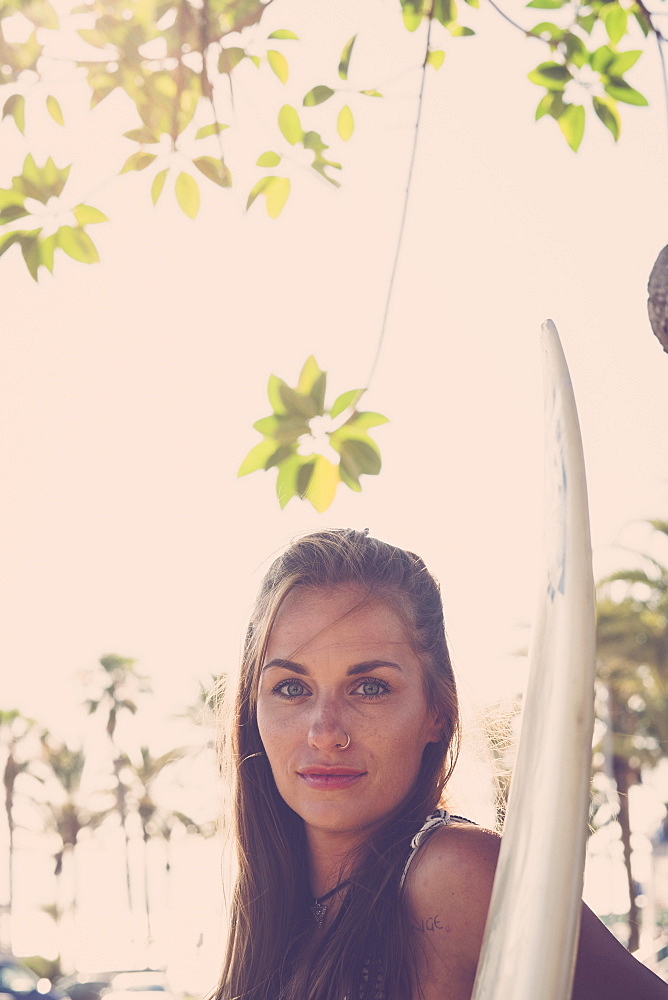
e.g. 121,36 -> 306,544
414,914 -> 443,933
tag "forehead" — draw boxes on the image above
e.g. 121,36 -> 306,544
265,584 -> 413,658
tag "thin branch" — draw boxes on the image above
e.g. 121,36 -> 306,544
486,0 -> 530,36
365,13 -> 434,389
654,33 -> 668,146
634,0 -> 668,152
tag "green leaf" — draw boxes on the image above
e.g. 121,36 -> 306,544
267,49 -> 289,84
246,176 -> 291,218
602,4 -> 628,45
562,33 -> 588,69
40,232 -> 56,273
21,234 -> 41,281
334,437 -> 381,485
46,95 -> 64,125
151,169 -> 168,205
120,152 -> 157,174
296,460 -> 315,497
12,155 -> 70,204
592,95 -> 621,140
278,104 -> 302,144
633,8 -> 651,36
73,204 -> 108,225
279,384 -> 318,419
238,438 -> 281,476
607,50 -> 642,76
218,47 -> 246,75
338,463 -> 362,492
346,411 -> 389,430
304,456 -> 340,512
360,89 -> 383,97
275,454 -> 302,508
263,443 -> 294,471
449,24 -> 475,35
0,202 -> 29,224
402,6 -> 423,30
195,122 -> 229,139
303,85 -> 335,107
590,46 -> 615,73
267,374 -> 289,414
303,130 -> 327,152
557,103 -> 585,151
193,155 -> 232,187
175,172 -> 200,218
427,49 -> 445,70
434,0 -> 456,26
536,93 -> 556,119
577,12 -> 597,33
330,388 -> 365,418
338,35 -> 356,80
3,94 -> 25,134
0,230 -> 28,259
56,225 -> 99,263
337,105 -> 355,141
297,355 -> 324,396
527,62 -> 572,91
527,0 -> 565,7
257,151 -> 281,167
124,126 -> 159,143
268,29 -> 299,39
604,80 -> 648,106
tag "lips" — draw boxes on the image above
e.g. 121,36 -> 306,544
298,766 -> 366,791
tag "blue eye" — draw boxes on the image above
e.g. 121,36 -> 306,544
273,679 -> 309,699
354,678 -> 390,699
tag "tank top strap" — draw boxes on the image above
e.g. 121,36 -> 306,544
399,808 -> 475,890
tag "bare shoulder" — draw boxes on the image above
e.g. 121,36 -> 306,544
404,821 -> 500,913
403,822 -> 500,1000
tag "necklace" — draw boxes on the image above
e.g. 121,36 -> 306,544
310,878 -> 351,927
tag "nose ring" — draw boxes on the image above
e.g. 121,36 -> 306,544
335,732 -> 351,750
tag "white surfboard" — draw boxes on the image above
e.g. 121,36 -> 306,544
471,320 -> 597,1000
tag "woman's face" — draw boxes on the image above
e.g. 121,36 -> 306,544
256,584 -> 441,843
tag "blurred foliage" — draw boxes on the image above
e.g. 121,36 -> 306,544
239,355 -> 389,511
0,656 -> 218,964
0,0 -> 658,279
1,0 -> 660,511
593,519 -> 668,949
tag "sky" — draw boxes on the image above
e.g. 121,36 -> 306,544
2,0 -> 668,967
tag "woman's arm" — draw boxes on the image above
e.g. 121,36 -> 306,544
404,823 -> 668,1000
573,903 -> 668,999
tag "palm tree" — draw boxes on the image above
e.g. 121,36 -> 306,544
38,736 -> 114,970
0,709 -> 38,952
84,654 -> 150,916
595,519 -> 668,951
175,674 -> 223,752
121,744 -> 186,945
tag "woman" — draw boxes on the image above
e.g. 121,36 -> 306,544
215,528 -> 667,999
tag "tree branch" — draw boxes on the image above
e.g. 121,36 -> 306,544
366,11 -> 434,388
486,0 -> 530,36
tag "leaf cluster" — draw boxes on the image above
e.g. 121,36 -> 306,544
238,356 -> 389,512
0,155 -> 106,279
526,0 -> 650,150
0,0 -> 659,277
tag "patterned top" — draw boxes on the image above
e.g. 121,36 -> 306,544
346,809 -> 474,1000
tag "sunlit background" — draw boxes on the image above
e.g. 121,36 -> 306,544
2,0 -> 668,991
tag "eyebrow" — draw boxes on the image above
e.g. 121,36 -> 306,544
261,658 -> 402,676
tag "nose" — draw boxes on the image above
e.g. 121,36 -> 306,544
307,696 -> 348,753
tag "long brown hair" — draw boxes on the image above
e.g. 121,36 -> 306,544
215,529 -> 460,1000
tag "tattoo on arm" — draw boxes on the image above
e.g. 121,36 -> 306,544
414,914 -> 443,933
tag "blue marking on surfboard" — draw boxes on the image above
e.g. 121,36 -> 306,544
546,387 -> 567,601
